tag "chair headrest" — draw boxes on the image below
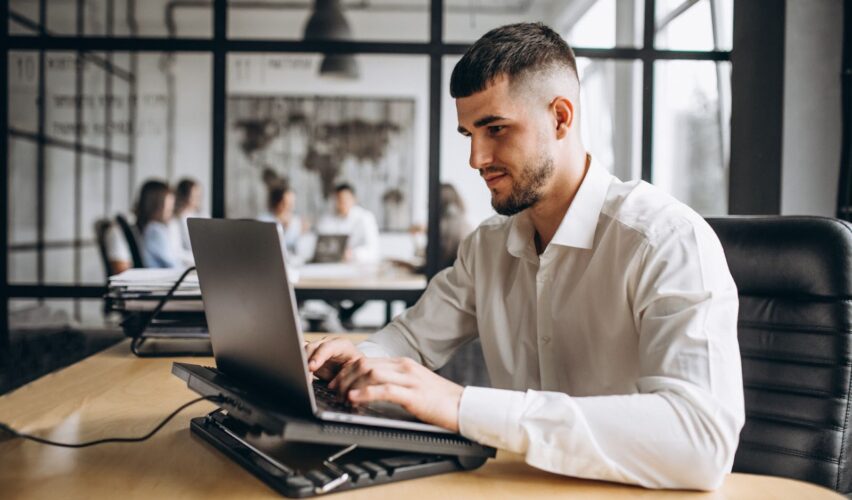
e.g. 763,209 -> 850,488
706,216 -> 852,298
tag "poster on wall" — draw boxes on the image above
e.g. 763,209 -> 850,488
227,95 -> 416,232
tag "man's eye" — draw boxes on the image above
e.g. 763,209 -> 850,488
488,125 -> 505,135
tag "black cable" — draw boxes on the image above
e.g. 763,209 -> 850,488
127,265 -> 198,356
0,395 -> 222,448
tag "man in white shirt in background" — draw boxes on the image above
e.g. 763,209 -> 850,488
306,22 -> 744,490
315,183 -> 380,264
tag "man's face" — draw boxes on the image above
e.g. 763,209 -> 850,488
335,189 -> 355,216
456,76 -> 555,216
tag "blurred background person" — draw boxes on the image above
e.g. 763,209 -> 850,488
135,180 -> 182,268
103,221 -> 132,275
258,180 -> 303,256
316,183 -> 380,263
435,183 -> 472,269
170,177 -> 201,266
398,183 -> 472,272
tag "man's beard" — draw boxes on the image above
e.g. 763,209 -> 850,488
490,154 -> 555,216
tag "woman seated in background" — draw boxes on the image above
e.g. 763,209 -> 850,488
258,180 -> 303,256
169,177 -> 201,266
135,179 -> 182,268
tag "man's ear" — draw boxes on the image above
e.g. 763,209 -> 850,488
551,96 -> 575,140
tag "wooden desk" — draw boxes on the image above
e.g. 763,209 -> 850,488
0,337 -> 841,499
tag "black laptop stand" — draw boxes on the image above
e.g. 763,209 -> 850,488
173,363 -> 495,497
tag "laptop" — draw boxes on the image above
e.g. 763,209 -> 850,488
187,218 -> 450,434
311,233 -> 349,263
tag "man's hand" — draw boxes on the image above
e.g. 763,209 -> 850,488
329,357 -> 464,432
305,336 -> 364,381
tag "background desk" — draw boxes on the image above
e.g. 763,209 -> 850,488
107,264 -> 427,324
294,264 -> 426,323
0,337 -> 841,499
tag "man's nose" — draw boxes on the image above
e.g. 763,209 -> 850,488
469,137 -> 494,171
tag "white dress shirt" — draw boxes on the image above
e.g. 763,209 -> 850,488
105,223 -> 131,264
316,205 -> 381,263
359,159 -> 745,490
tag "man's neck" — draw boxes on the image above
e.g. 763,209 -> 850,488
530,151 -> 590,254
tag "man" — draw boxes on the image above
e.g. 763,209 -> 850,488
316,183 -> 380,263
306,23 -> 744,490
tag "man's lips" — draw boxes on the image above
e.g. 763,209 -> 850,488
484,172 -> 508,188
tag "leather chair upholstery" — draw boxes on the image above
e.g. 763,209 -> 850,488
115,213 -> 145,268
707,216 -> 852,493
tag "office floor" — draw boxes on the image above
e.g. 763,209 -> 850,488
0,318 -> 124,395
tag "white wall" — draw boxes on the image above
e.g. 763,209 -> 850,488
781,0 -> 844,216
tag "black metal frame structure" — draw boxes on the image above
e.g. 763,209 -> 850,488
2,0 -> 733,351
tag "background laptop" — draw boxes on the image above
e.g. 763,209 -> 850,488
187,218 -> 450,434
311,233 -> 349,263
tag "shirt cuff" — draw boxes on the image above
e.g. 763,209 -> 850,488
458,386 -> 527,452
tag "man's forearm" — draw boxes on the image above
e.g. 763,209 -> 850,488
458,383 -> 743,490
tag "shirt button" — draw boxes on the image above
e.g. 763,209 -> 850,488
541,337 -> 551,344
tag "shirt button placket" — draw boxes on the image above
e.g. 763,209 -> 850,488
537,255 -> 555,389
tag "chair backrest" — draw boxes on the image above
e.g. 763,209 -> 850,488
707,216 -> 852,493
115,214 -> 145,268
93,218 -> 113,280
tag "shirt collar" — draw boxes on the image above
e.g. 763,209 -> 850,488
506,155 -> 613,258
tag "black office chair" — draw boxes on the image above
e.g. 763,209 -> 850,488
94,218 -> 113,280
115,213 -> 145,268
707,216 -> 852,493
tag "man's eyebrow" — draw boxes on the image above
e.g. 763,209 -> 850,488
457,115 -> 507,135
473,115 -> 507,128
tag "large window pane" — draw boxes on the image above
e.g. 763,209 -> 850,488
8,1 -> 40,35
576,58 -> 643,181
134,53 -> 212,198
653,60 -> 731,215
444,0 -> 643,48
655,0 -> 733,51
441,55 -> 642,228
9,251 -> 37,284
228,0 -> 428,41
8,138 -> 38,246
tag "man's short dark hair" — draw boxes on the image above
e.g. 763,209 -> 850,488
335,183 -> 355,196
450,22 -> 578,99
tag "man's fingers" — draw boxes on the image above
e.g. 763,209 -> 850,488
349,384 -> 411,407
306,338 -> 349,372
304,336 -> 333,362
332,358 -> 412,396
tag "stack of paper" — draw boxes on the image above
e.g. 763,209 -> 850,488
108,268 -> 203,312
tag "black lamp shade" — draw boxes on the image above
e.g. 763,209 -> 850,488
303,0 -> 352,40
